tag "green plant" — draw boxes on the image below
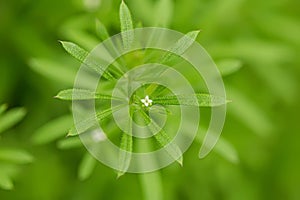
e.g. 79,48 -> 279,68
0,104 -> 32,190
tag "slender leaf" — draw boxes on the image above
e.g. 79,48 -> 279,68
68,105 -> 124,136
117,132 -> 133,178
96,19 -> 110,41
140,110 -> 183,165
214,137 -> 239,163
0,104 -> 8,115
139,172 -> 163,200
0,164 -> 20,190
78,152 -> 97,181
228,88 -> 272,136
55,89 -> 122,101
0,149 -> 34,164
216,59 -> 243,76
57,137 -> 82,149
28,58 -> 76,86
31,115 -> 73,144
0,108 -> 26,134
153,94 -> 229,107
120,0 -> 134,50
154,0 -> 173,27
60,41 -> 115,80
161,30 -> 200,63
0,173 -> 14,190
196,126 -> 239,163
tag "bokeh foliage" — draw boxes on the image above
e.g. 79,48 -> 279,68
0,0 -> 299,199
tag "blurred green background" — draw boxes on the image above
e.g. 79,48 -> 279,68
0,0 -> 299,199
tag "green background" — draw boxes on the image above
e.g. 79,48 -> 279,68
0,0 -> 299,199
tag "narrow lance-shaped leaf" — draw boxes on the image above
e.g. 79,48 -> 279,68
139,172 -> 163,200
161,30 -> 200,64
0,104 -> 8,115
117,131 -> 133,178
55,89 -> 123,101
78,152 -> 97,181
60,41 -> 115,80
68,105 -> 125,136
0,149 -> 34,164
0,108 -> 26,134
95,20 -> 127,74
31,115 -> 73,145
0,173 -> 14,190
154,0 -> 173,27
96,19 -> 110,41
57,137 -> 82,149
120,0 -> 134,50
216,59 -> 243,76
195,126 -> 239,164
153,94 -> 229,107
145,31 -> 200,94
140,110 -> 183,165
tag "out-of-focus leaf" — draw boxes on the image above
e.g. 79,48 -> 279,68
117,132 -> 133,178
140,110 -> 183,165
0,104 -> 8,115
0,108 -> 26,134
78,152 -> 97,181
154,0 -> 173,27
214,137 -> 239,163
96,19 -> 110,41
139,172 -> 163,200
68,105 -> 124,136
31,115 -> 73,145
153,94 -> 229,107
0,164 -> 20,190
60,41 -> 115,80
216,59 -> 243,76
0,173 -> 14,190
228,88 -> 272,136
55,89 -> 122,101
161,30 -> 200,63
0,149 -> 34,164
57,137 -> 82,149
28,58 -> 76,86
120,0 -> 134,50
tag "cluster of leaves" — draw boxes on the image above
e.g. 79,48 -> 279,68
0,104 -> 33,190
27,0 -> 245,185
27,1 -> 243,199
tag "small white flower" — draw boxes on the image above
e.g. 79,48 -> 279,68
141,95 -> 153,107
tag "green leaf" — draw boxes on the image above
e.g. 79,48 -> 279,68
228,88 -> 272,136
153,94 -> 229,107
139,172 -> 163,200
60,41 -> 115,80
214,137 -> 239,164
55,89 -> 122,101
31,115 -> 73,145
0,173 -> 14,190
0,164 -> 20,190
154,0 -> 173,27
117,132 -> 133,178
68,105 -> 124,136
0,148 -> 34,164
161,30 -> 200,63
57,137 -> 82,149
0,104 -> 8,115
120,0 -> 134,50
0,107 -> 26,134
216,59 -> 243,76
96,19 -> 110,41
140,110 -> 183,165
78,153 -> 97,181
28,58 -> 77,86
